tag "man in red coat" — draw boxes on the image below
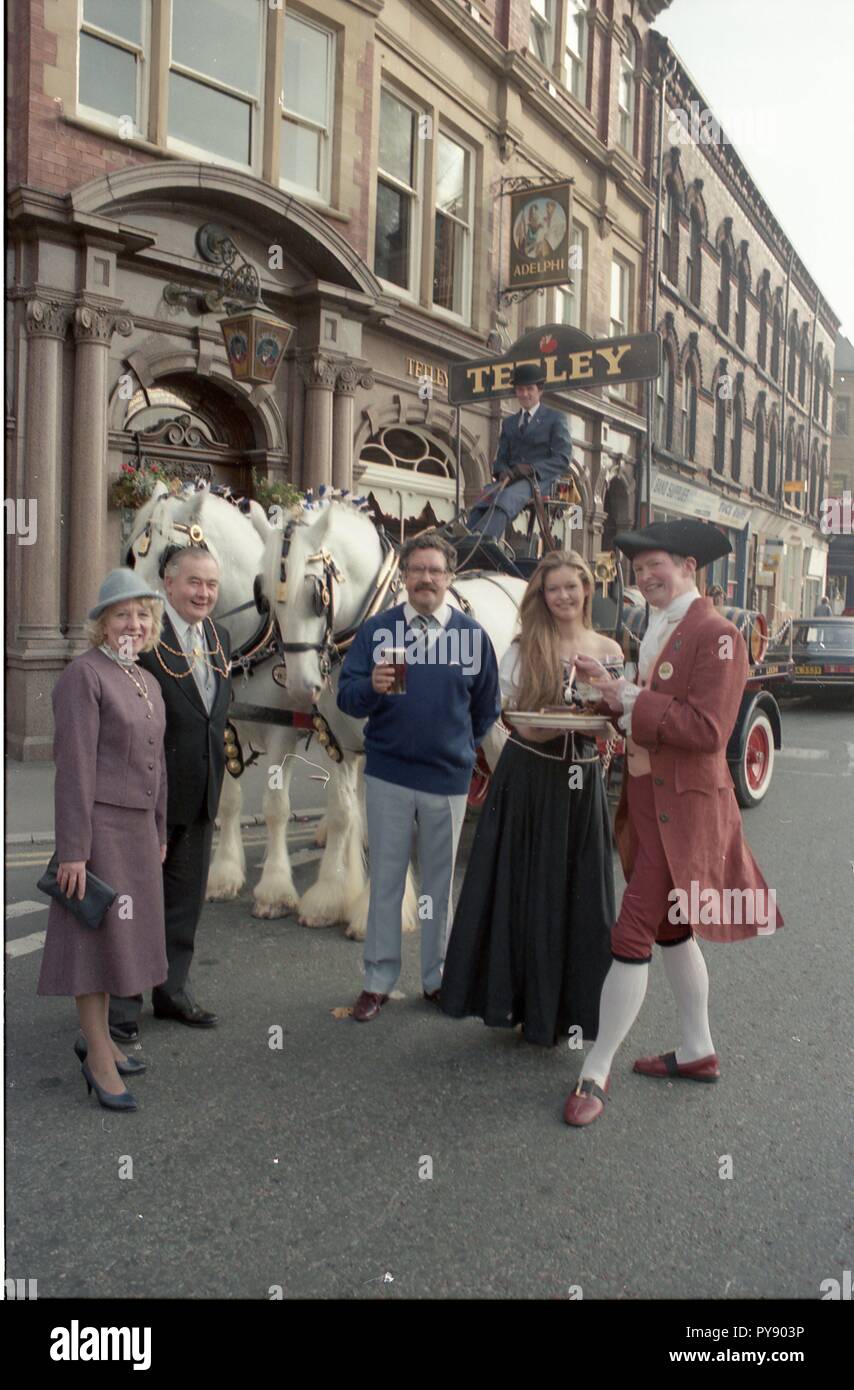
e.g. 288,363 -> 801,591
563,520 -> 782,1127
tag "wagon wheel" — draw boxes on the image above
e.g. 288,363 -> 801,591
732,710 -> 775,808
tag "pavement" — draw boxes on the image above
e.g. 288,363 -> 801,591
4,699 -> 853,1305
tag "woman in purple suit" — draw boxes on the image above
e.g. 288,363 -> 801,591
38,570 -> 169,1112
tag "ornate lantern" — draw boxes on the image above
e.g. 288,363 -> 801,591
220,301 -> 294,387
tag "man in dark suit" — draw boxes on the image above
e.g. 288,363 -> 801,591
466,362 -> 572,538
109,544 -> 232,1041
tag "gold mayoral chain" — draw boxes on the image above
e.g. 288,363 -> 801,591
155,620 -> 230,681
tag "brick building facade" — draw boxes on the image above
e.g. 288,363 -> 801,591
647,39 -> 837,622
4,0 -> 837,758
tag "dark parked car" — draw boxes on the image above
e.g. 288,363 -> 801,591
780,617 -> 854,698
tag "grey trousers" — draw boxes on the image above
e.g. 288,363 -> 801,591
363,775 -> 469,995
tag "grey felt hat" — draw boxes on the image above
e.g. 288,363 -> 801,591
88,568 -> 164,620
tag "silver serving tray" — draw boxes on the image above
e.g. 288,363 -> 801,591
505,710 -> 616,734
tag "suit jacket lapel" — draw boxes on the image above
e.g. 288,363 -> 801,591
205,617 -> 231,720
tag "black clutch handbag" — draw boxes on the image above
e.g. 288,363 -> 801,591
37,852 -> 117,930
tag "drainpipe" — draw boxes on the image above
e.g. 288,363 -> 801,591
805,281 -> 819,517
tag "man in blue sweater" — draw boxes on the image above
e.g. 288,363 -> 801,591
337,533 -> 501,1021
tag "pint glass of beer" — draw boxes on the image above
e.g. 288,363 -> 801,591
386,648 -> 407,694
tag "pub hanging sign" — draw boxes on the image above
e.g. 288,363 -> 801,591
448,324 -> 662,405
508,181 -> 574,291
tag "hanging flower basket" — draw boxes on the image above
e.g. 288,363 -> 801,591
110,462 -> 183,509
250,468 -> 303,513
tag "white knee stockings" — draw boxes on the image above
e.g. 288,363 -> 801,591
581,937 -> 715,1086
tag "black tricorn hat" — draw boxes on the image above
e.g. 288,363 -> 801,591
614,519 -> 732,569
512,362 -> 546,386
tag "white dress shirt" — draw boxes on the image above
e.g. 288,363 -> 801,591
164,599 -> 215,710
618,586 -> 701,735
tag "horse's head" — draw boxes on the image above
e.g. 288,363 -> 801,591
262,498 -> 385,704
129,481 -> 274,616
124,481 -> 174,585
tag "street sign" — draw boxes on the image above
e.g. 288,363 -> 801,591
449,324 -> 661,404
783,480 -> 806,494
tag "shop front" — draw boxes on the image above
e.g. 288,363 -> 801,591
650,468 -> 751,603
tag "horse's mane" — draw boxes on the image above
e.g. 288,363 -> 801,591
259,489 -> 374,606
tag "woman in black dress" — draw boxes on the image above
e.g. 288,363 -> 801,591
440,550 -> 622,1046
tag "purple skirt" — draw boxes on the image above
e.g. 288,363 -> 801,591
37,802 -> 167,997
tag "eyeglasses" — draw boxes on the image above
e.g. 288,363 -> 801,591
406,566 -> 448,578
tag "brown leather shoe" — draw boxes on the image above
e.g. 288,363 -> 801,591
422,989 -> 441,1005
633,1050 -> 720,1082
563,1075 -> 610,1127
352,990 -> 389,1022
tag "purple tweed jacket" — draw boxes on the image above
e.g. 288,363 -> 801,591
52,648 -> 168,862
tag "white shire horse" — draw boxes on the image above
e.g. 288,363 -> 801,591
125,482 -> 348,922
260,496 -> 525,939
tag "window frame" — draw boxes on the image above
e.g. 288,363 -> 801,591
563,0 -> 589,103
431,128 -> 475,325
529,0 -> 556,67
374,84 -> 425,303
657,351 -> 675,451
165,0 -> 267,173
279,9 -> 336,204
682,366 -> 698,461
77,0 -> 151,138
609,255 -> 631,399
555,221 -> 586,330
735,264 -> 748,349
687,210 -> 702,308
617,30 -> 637,154
717,246 -> 731,335
732,392 -> 743,482
754,411 -> 765,491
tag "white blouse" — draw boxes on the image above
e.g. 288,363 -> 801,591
498,643 -> 523,707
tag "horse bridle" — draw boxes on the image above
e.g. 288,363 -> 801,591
276,518 -> 402,680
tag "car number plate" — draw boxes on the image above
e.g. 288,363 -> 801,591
795,664 -> 822,675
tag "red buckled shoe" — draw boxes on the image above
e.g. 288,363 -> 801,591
633,1050 -> 720,1082
352,991 -> 389,1022
563,1075 -> 610,1127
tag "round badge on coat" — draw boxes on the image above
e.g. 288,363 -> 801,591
659,662 -> 674,679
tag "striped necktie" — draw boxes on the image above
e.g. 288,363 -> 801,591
189,622 -> 215,712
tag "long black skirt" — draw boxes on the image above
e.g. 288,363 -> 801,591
441,731 -> 615,1046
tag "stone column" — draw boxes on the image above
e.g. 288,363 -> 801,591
299,354 -> 337,492
333,366 -> 374,492
6,298 -> 71,757
18,298 -> 69,645
68,303 -> 133,640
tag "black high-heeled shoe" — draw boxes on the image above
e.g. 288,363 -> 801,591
74,1035 -> 146,1076
80,1060 -> 138,1112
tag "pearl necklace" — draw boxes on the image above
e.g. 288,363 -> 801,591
99,643 -> 154,715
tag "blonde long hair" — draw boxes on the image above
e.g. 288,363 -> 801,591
514,550 -> 595,711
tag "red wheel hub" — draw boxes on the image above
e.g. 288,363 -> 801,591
746,722 -> 770,791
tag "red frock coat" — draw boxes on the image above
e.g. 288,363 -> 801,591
613,597 -> 783,943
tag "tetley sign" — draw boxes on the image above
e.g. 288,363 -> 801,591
448,325 -> 661,405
